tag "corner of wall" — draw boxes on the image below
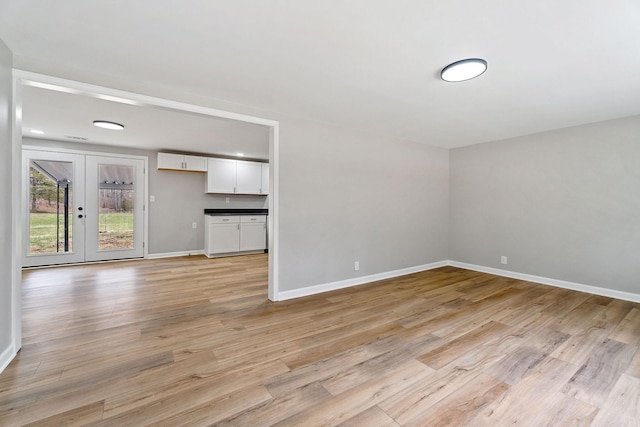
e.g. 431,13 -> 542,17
0,343 -> 16,374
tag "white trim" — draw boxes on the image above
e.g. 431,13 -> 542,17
22,144 -> 149,161
448,261 -> 640,303
268,125 -> 279,301
11,70 -> 23,361
13,71 -> 280,302
276,259 -> 640,304
277,261 -> 449,301
147,250 -> 205,259
14,70 -> 279,127
0,344 -> 16,374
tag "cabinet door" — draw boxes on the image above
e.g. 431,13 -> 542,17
261,163 -> 269,195
210,223 -> 240,253
184,155 -> 207,172
236,160 -> 262,194
240,222 -> 267,251
157,152 -> 185,170
207,158 -> 236,193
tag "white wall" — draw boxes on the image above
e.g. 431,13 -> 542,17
0,38 -> 14,371
450,115 -> 640,295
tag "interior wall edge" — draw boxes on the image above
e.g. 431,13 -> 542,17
0,344 -> 15,375
276,257 -> 640,303
276,260 -> 449,301
449,260 -> 640,304
147,250 -> 205,259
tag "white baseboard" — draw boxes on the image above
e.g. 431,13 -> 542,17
0,344 -> 16,375
147,250 -> 205,259
276,259 -> 640,304
448,261 -> 640,303
276,261 -> 449,301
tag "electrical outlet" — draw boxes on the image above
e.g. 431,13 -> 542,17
149,195 -> 155,202
354,261 -> 360,271
192,222 -> 197,229
225,197 -> 230,203
501,256 -> 507,265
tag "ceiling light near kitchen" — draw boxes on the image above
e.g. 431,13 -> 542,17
441,58 -> 487,82
93,120 -> 125,130
29,129 -> 45,135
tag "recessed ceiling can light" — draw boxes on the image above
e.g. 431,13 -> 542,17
441,58 -> 487,82
30,129 -> 45,135
236,152 -> 245,157
93,120 -> 125,130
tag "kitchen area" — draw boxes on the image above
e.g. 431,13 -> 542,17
155,152 -> 269,259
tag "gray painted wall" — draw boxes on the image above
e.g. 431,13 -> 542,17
450,115 -> 640,294
278,117 -> 450,291
23,138 -> 267,255
0,39 -> 13,359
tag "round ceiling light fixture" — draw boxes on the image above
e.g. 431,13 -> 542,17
441,58 -> 487,82
93,120 -> 125,130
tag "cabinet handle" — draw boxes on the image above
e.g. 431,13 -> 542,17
234,186 -> 236,193
237,224 -> 240,230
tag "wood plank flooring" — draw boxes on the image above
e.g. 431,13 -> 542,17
1,254 -> 639,426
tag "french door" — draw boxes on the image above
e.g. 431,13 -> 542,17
23,149 -> 146,267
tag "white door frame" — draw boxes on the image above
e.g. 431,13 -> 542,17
10,70 -> 281,360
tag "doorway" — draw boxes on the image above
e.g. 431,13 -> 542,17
10,72 -> 280,369
22,148 -> 146,267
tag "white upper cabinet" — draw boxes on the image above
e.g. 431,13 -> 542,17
236,160 -> 262,194
206,158 -> 269,195
207,158 -> 237,193
261,163 -> 269,194
157,152 -> 207,172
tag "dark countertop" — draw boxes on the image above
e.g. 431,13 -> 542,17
204,208 -> 268,216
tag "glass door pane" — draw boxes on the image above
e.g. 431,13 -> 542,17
85,155 -> 145,262
23,150 -> 85,267
28,160 -> 74,254
98,164 -> 135,251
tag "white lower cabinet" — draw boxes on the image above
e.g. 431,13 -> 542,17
205,215 -> 267,257
239,216 -> 267,251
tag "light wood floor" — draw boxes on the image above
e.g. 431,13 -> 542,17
1,254 -> 639,426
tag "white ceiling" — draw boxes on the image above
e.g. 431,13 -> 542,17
21,85 -> 270,160
2,0 -> 640,150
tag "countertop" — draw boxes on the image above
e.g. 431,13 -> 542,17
204,208 -> 268,216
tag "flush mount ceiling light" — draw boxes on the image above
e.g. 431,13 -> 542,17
441,58 -> 487,82
29,129 -> 45,135
93,120 -> 124,130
